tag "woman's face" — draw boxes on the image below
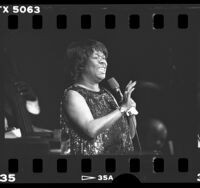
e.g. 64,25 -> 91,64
83,50 -> 108,83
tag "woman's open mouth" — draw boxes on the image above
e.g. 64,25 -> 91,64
99,67 -> 106,73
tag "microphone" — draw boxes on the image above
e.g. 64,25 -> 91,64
107,77 -> 123,103
107,77 -> 138,116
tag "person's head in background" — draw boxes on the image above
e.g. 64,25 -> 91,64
139,118 -> 168,153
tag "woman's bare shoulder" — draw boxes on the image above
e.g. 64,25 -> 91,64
63,89 -> 86,107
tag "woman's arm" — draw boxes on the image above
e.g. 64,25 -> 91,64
63,90 -> 124,139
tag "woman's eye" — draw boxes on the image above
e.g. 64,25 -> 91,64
91,56 -> 106,61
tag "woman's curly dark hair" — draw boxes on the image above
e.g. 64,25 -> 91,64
66,39 -> 108,82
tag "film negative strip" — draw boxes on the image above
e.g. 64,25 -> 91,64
0,3 -> 199,183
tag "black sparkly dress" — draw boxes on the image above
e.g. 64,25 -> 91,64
60,85 -> 134,155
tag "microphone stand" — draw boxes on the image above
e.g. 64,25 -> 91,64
126,113 -> 142,154
116,89 -> 143,154
106,77 -> 142,154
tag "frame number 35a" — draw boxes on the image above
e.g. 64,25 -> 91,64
98,175 -> 113,181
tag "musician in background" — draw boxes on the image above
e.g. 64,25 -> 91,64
60,39 -> 138,155
1,48 -> 52,138
4,81 -> 52,138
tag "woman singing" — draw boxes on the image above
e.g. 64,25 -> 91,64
60,39 -> 137,155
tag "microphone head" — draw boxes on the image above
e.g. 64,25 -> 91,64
107,77 -> 120,91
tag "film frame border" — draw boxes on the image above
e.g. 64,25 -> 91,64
0,3 -> 199,183
0,155 -> 195,183
0,9 -> 194,30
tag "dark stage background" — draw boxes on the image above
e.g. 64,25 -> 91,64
0,6 -> 198,155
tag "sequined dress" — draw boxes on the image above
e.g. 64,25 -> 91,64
60,85 -> 134,155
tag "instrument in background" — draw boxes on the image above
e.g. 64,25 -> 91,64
3,50 -> 34,137
2,49 -> 61,155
